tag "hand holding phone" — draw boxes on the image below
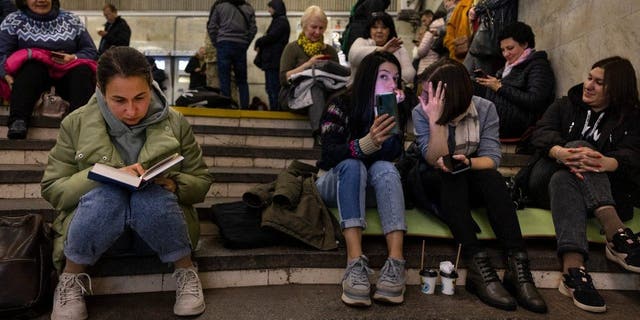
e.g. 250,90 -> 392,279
473,69 -> 488,79
442,154 -> 470,174
50,51 -> 66,59
375,92 -> 399,135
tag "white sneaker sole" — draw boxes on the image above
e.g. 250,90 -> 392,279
174,302 -> 206,316
372,288 -> 405,304
558,281 -> 606,313
605,245 -> 640,273
341,293 -> 371,307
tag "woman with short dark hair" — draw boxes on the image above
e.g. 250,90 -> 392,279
413,58 -> 546,313
528,56 -> 640,313
475,21 -> 555,138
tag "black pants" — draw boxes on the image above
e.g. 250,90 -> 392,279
9,60 -> 94,124
422,168 -> 525,256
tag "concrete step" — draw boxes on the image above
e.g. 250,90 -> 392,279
29,285 -> 640,320
0,139 -> 322,165
0,197 -> 236,222
66,236 -> 640,295
0,121 -> 315,149
0,166 -> 290,199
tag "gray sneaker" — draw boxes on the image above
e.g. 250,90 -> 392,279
51,273 -> 92,320
341,255 -> 373,307
173,267 -> 206,316
373,257 -> 406,304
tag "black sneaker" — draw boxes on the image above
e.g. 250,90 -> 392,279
605,228 -> 640,273
7,119 -> 28,139
558,267 -> 606,313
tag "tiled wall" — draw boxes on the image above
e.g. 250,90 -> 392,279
519,0 -> 640,96
64,0 -> 397,11
77,1 -> 640,101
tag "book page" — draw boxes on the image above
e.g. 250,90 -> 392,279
91,163 -> 142,187
141,153 -> 184,182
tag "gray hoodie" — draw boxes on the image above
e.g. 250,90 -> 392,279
207,0 -> 257,45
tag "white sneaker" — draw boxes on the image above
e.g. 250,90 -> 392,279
173,267 -> 205,316
51,273 -> 92,320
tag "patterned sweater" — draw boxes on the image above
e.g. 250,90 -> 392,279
316,94 -> 403,171
0,8 -> 97,77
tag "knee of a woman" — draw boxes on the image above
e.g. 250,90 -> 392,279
337,158 -> 366,174
369,161 -> 401,182
83,184 -> 128,201
549,170 -> 572,189
565,140 -> 593,149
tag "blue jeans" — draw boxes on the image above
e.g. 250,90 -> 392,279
548,140 -> 616,260
264,68 -> 280,111
64,184 -> 192,265
315,159 -> 406,234
216,40 -> 249,109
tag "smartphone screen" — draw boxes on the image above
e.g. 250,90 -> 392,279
473,69 -> 488,78
375,92 -> 399,135
50,52 -> 65,59
443,154 -> 470,174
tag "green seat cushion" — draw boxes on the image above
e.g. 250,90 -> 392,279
331,207 -> 640,244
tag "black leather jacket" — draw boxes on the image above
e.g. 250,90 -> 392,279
485,50 -> 555,138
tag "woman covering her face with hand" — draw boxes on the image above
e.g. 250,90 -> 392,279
41,46 -> 212,320
412,58 -> 546,314
315,51 -> 407,308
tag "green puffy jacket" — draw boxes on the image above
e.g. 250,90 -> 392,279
41,95 -> 212,272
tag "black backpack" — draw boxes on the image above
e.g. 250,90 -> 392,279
210,201 -> 298,249
175,87 -> 238,109
0,214 -> 54,318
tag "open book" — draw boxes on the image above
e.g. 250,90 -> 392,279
88,153 -> 184,191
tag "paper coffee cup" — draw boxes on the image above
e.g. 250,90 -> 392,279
439,270 -> 458,295
439,261 -> 458,295
419,268 -> 438,294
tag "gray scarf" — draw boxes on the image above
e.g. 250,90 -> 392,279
450,101 -> 480,156
96,82 -> 169,165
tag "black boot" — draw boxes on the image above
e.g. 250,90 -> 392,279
465,251 -> 517,311
503,251 -> 548,313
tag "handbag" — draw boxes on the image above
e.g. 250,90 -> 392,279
253,49 -> 264,70
0,214 -> 53,318
33,86 -> 70,119
453,35 -> 470,59
469,11 -> 499,57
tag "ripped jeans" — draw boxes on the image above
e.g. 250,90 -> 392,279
315,159 -> 406,234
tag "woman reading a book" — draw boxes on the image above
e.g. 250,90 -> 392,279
412,58 -> 546,313
315,51 -> 406,307
41,46 -> 212,319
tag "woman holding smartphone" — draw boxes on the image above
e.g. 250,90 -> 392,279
0,0 -> 97,139
475,21 -> 555,138
315,51 -> 406,307
412,58 -> 546,313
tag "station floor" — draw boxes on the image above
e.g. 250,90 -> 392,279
32,284 -> 640,320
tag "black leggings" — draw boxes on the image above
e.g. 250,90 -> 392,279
422,168 -> 525,256
9,60 -> 94,124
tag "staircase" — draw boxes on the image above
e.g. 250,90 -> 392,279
1,106 -> 638,298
